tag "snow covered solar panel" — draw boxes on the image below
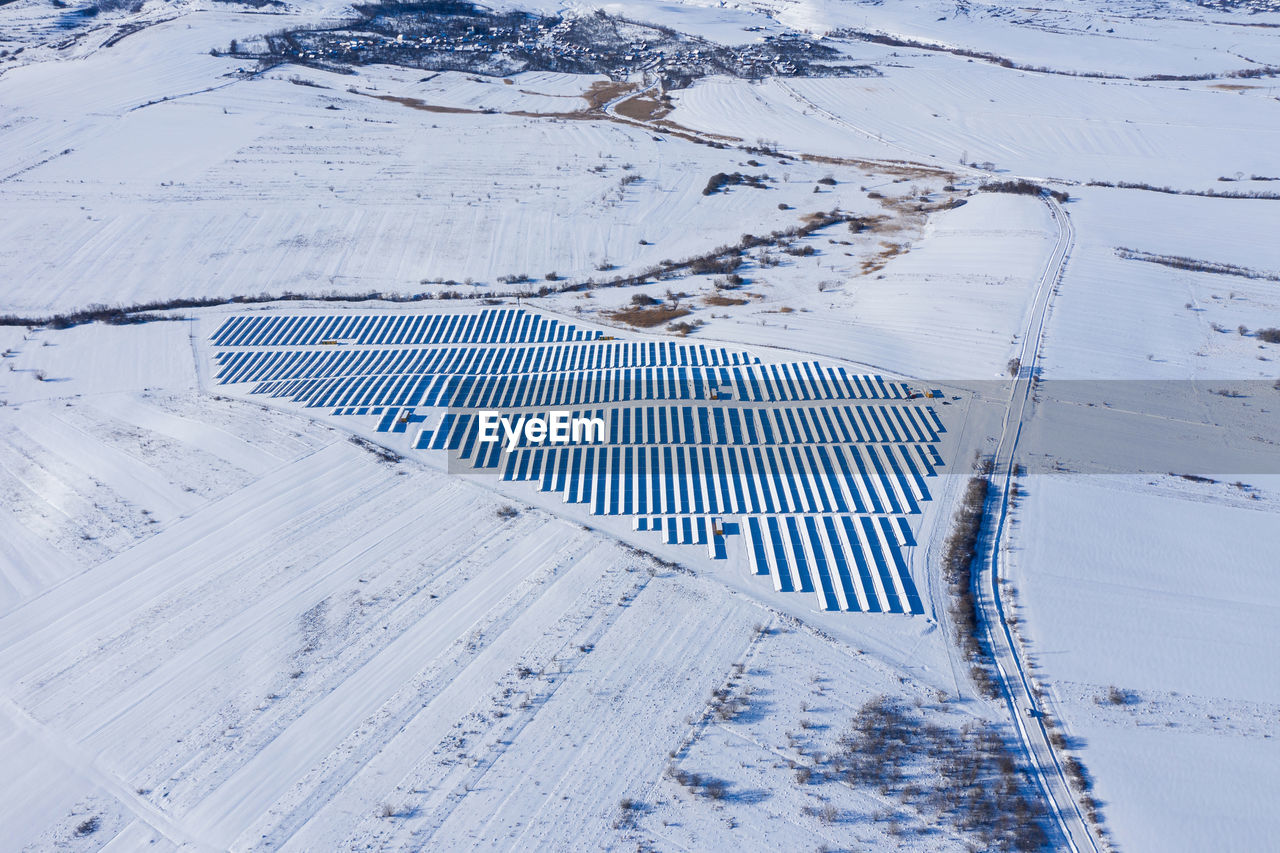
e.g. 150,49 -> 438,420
212,308 -> 943,615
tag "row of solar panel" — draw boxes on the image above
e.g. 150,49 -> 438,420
418,439 -> 933,516
213,339 -> 760,385
744,514 -> 923,614
210,309 -> 597,348
245,362 -> 912,412
207,311 -> 935,616
419,401 -> 942,452
633,515 -> 713,543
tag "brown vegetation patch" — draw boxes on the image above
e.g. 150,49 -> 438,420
583,79 -> 638,110
605,305 -> 692,328
517,88 -> 586,100
860,240 -> 908,275
648,120 -> 740,143
615,92 -> 674,122
369,94 -> 480,114
702,294 -> 748,307
800,152 -> 954,181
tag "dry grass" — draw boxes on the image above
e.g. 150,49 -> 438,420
643,118 -> 740,144
703,294 -> 748,307
369,94 -> 480,114
860,241 -> 908,275
583,79 -> 638,110
799,152 -> 955,181
846,213 -> 890,234
615,92 -> 673,122
605,305 -> 692,328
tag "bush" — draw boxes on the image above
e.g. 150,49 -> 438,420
1116,248 -> 1280,282
1257,328 -> 1280,344
688,254 -> 743,276
981,179 -> 1069,203
703,172 -> 768,195
942,471 -> 996,687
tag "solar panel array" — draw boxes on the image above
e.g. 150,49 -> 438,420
210,309 -> 945,615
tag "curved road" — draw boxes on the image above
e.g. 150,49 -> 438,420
975,196 -> 1100,853
756,82 -> 1102,850
553,80 -> 1098,848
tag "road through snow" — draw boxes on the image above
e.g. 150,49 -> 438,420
768,81 -> 1103,849
976,196 -> 1101,853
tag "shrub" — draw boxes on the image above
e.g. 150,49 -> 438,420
703,172 -> 768,195
1257,328 -> 1280,344
980,179 -> 1069,203
688,254 -> 743,276
942,470 -> 995,686
1116,247 -> 1280,281
1064,756 -> 1091,792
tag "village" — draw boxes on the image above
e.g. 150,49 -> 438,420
250,4 -> 874,85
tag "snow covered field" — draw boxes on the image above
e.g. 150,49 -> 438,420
1008,474 -> 1280,852
1,0 -> 1278,849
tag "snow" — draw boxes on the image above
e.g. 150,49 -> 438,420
1009,475 -> 1280,852
0,20 -> 883,314
1039,186 -> 1280,380
669,65 -> 1280,188
0,0 -> 1277,849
